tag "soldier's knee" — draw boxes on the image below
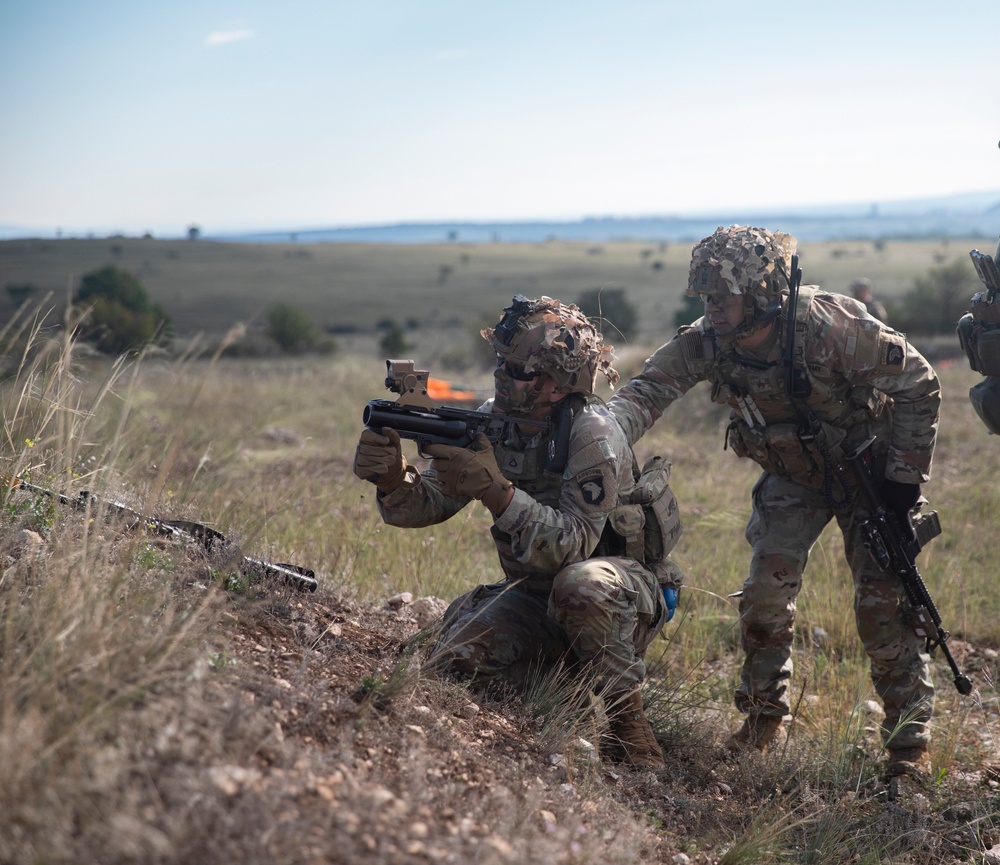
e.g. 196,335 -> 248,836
551,560 -> 619,617
749,551 -> 805,590
431,617 -> 496,672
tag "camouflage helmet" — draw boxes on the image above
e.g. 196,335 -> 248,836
686,225 -> 797,338
482,295 -> 618,399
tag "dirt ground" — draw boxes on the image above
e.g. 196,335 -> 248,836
6,569 -> 1000,864
121,583 -> 1000,865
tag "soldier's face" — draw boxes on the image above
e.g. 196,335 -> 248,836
702,291 -> 744,337
493,361 -> 563,421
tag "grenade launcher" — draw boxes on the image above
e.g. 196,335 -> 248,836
363,360 -> 572,470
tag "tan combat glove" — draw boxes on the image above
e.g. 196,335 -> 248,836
353,428 -> 409,494
424,434 -> 513,516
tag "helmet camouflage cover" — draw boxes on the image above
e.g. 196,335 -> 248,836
482,295 -> 618,397
686,225 -> 797,335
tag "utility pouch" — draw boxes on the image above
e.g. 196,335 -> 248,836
629,455 -> 682,564
969,375 -> 1000,435
957,313 -> 979,372
728,420 -> 849,488
609,503 -> 646,561
975,328 -> 1000,377
767,424 -> 826,485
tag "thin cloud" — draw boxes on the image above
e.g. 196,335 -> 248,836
204,28 -> 255,47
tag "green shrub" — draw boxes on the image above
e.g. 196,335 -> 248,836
892,258 -> 978,335
75,265 -> 172,355
266,302 -> 318,353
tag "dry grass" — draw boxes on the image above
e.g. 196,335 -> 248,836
2,298 -> 1000,863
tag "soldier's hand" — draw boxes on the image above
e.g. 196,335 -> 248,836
425,434 -> 513,516
881,479 -> 921,525
354,428 -> 408,493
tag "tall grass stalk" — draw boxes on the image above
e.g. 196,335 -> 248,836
0,318 -> 236,861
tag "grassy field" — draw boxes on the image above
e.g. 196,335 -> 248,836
2,246 -> 999,863
0,235 -> 984,350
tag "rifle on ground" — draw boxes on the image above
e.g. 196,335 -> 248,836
363,357 -> 556,451
844,440 -> 973,695
4,477 -> 318,593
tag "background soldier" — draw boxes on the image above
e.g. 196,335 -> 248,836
958,236 -> 1000,435
850,277 -> 889,323
607,226 -> 940,783
354,296 -> 683,769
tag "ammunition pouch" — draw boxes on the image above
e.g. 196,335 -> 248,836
969,375 -> 1000,435
961,295 -> 1000,376
957,313 -> 979,372
601,456 -> 683,580
727,420 -> 847,488
974,329 -> 1000,377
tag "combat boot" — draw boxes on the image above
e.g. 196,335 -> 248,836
605,691 -> 664,769
885,745 -> 930,778
725,715 -> 786,755
885,745 -> 931,801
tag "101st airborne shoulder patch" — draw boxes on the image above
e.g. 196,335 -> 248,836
577,469 -> 607,506
880,331 -> 907,369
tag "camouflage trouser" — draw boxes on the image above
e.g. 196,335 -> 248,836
737,472 -> 935,748
429,557 -> 666,697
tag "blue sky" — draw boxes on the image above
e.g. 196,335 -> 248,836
1,0 -> 998,237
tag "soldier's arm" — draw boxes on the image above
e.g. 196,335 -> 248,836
835,315 -> 940,483
375,467 -> 470,528
493,406 -> 624,572
607,328 -> 705,445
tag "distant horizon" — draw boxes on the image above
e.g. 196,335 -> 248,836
3,188 -> 999,243
4,3 -> 998,245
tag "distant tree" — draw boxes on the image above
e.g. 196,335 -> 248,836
379,321 -> 412,356
575,288 -> 637,342
187,225 -> 201,241
75,265 -> 172,355
266,302 -> 319,353
893,258 -> 978,335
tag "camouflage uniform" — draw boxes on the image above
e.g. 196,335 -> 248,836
377,395 -> 672,696
609,226 -> 940,749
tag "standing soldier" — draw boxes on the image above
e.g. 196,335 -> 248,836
958,236 -> 1000,434
850,278 -> 889,323
353,296 -> 684,768
607,225 -> 940,783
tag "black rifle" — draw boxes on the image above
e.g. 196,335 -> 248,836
843,441 -> 972,694
5,477 -> 318,593
363,359 -> 570,470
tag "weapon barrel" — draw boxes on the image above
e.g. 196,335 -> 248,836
363,402 -> 472,442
